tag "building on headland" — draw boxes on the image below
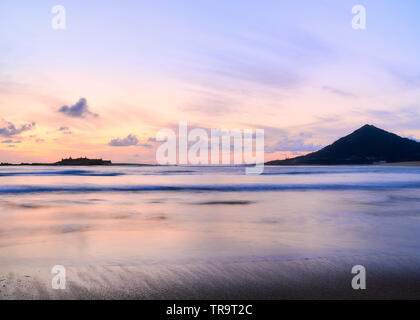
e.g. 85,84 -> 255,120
54,157 -> 112,165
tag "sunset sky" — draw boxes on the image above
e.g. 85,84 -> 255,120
1,0 -> 419,163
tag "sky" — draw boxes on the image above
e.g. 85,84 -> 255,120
0,0 -> 420,163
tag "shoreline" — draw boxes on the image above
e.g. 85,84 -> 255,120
0,163 -> 157,167
1,162 -> 420,167
2,253 -> 420,299
380,161 -> 420,167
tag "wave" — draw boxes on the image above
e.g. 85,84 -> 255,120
141,170 -> 197,175
192,200 -> 254,205
0,169 -> 198,176
159,170 -> 196,174
0,170 -> 124,176
261,168 -> 420,175
1,182 -> 420,194
261,171 -> 342,175
1,167 -> 418,177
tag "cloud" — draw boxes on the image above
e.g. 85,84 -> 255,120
266,137 -> 322,153
381,63 -> 420,88
108,134 -> 139,146
406,135 -> 420,142
322,86 -> 357,98
58,98 -> 98,118
208,60 -> 300,88
190,28 -> 333,94
181,90 -> 237,115
138,143 -> 153,149
58,126 -> 72,134
364,106 -> 420,128
0,79 -> 28,95
0,120 -> 35,137
248,124 -> 324,154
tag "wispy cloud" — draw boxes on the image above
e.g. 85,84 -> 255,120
190,28 -> 333,93
58,126 -> 72,134
0,79 -> 28,95
266,137 -> 322,153
382,63 -> 420,88
322,86 -> 357,98
245,122 -> 335,155
58,98 -> 98,118
181,93 -> 236,115
1,139 -> 20,143
138,143 -> 153,149
364,106 -> 420,132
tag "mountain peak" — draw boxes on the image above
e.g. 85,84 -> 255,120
350,124 -> 389,137
266,125 -> 420,165
356,124 -> 381,132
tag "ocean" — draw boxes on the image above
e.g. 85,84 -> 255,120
1,165 -> 420,298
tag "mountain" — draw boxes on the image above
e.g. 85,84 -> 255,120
266,125 -> 420,165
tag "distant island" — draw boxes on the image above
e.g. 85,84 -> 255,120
0,157 -> 157,166
55,157 -> 112,165
266,124 -> 420,165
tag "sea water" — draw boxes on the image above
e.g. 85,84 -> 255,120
1,165 -> 420,270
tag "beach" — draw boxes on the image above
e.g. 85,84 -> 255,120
2,254 -> 420,299
381,162 -> 420,167
1,165 -> 420,299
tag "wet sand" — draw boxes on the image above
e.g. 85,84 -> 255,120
2,254 -> 420,300
381,162 -> 420,166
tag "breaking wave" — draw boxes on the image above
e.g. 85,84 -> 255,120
0,170 -> 124,176
1,182 -> 420,194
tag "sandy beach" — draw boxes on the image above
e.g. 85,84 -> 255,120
2,253 -> 420,300
381,162 -> 420,167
